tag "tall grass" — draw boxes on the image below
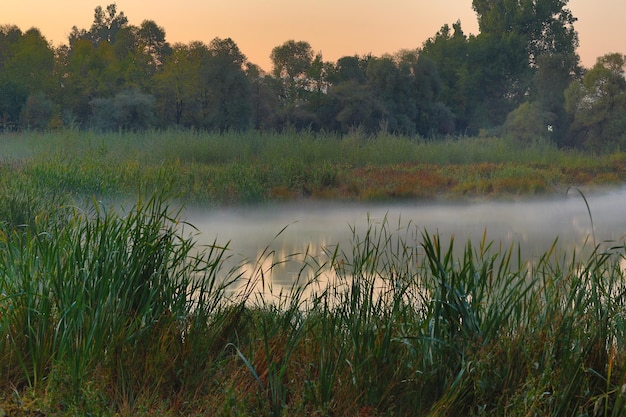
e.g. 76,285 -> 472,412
0,193 -> 625,415
1,129 -> 626,414
2,130 -> 624,205
0,192 -> 246,414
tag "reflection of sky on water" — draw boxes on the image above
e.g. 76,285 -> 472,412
183,186 -> 626,290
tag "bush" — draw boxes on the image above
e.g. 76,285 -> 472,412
19,92 -> 61,130
90,89 -> 156,131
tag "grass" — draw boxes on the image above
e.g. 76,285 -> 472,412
0,190 -> 624,416
0,130 -> 625,415
0,130 -> 624,205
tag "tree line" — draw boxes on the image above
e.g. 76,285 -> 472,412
1,1 -> 625,149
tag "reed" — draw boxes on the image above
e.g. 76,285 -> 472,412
3,130 -> 624,205
1,129 -> 626,414
0,194 -> 625,415
0,192 -> 243,414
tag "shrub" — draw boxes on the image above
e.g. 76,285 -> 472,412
90,89 -> 156,132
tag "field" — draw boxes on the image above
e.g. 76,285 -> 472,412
1,130 -> 626,416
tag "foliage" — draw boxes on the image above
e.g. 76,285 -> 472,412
564,53 -> 626,149
19,93 -> 62,131
5,1 -> 625,146
503,101 -> 552,143
90,89 -> 156,131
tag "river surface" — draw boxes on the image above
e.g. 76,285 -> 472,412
184,186 -> 626,291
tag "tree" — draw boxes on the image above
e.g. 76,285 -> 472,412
69,3 -> 129,47
366,56 -> 416,134
564,53 -> 626,149
58,4 -> 171,126
247,63 -> 281,130
20,92 -> 61,130
57,38 -> 122,124
528,52 -> 579,144
436,0 -> 581,132
154,42 -> 207,127
503,101 -> 552,143
136,20 -> 171,71
270,40 -> 314,106
202,37 -> 251,131
0,27 -> 55,130
472,0 -> 578,65
328,55 -> 369,85
421,22 -> 475,132
329,82 -> 384,134
153,39 -> 252,130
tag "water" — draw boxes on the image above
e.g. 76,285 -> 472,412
184,186 -> 626,290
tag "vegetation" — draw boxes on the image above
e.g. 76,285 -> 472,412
0,130 -> 625,208
1,2 -> 625,414
0,128 -> 623,414
2,1 -> 626,149
0,188 -> 625,416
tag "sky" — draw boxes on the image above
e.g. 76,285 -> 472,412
2,0 -> 624,72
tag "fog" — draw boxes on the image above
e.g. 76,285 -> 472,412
184,186 -> 626,287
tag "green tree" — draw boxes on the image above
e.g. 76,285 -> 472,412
472,0 -> 578,65
564,53 -> 626,149
270,40 -> 314,106
422,1 -> 580,134
20,92 -> 61,130
503,101 -> 552,142
420,22 -> 476,132
154,42 -> 206,126
526,52 -> 579,144
202,37 -> 251,131
471,0 -> 579,129
69,3 -> 128,47
247,63 -> 281,130
154,39 -> 251,130
366,56 -> 415,134
328,82 -> 384,133
328,55 -> 369,85
0,26 -> 55,130
57,38 -> 122,124
58,4 -> 169,126
136,20 -> 172,72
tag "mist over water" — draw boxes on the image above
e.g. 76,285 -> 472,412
184,186 -> 626,286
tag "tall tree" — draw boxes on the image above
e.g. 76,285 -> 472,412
154,39 -> 251,130
136,20 -> 171,72
270,40 -> 314,106
202,37 -> 251,131
471,0 -> 579,121
528,52 -> 579,143
69,3 -> 129,47
472,0 -> 578,65
154,42 -> 206,127
420,22 -> 476,132
564,53 -> 626,149
0,27 -> 55,130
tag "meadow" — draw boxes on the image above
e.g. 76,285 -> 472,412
0,130 -> 626,416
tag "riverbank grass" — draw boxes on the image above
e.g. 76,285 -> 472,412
1,192 -> 625,416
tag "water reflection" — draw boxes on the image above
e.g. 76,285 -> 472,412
184,186 -> 626,293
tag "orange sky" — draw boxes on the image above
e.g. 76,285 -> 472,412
1,0 -> 623,71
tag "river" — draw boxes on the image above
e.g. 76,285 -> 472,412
184,186 -> 626,293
